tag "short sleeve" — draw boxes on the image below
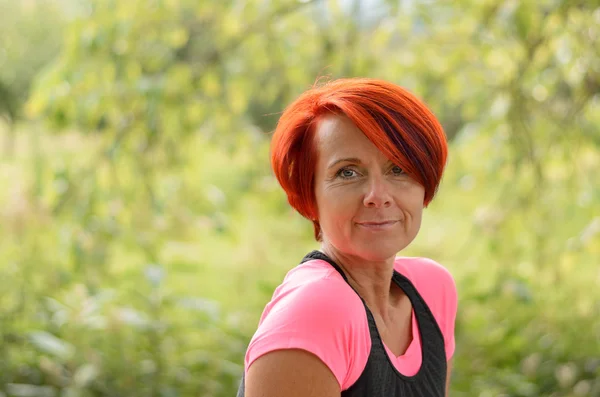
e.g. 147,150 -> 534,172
244,268 -> 368,389
437,266 -> 458,359
395,257 -> 458,360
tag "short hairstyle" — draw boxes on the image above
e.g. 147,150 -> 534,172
270,78 -> 448,241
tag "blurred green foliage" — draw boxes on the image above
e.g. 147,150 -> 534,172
1,0 -> 599,396
0,0 -> 64,156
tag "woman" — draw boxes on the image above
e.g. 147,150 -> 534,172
238,78 -> 457,396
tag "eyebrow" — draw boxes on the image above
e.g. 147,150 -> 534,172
327,157 -> 363,169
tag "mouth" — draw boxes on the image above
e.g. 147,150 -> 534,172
356,220 -> 399,230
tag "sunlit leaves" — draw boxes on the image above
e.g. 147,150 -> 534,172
3,1 -> 600,396
0,1 -> 63,122
28,331 -> 75,361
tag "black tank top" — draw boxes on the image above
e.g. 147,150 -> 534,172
237,251 -> 448,396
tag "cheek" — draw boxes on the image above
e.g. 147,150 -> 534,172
411,199 -> 425,219
407,185 -> 426,208
399,186 -> 425,221
319,191 -> 349,219
316,188 -> 356,230
412,207 -> 424,224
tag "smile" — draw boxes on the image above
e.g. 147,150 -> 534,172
356,221 -> 399,230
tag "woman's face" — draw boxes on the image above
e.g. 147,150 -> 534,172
313,114 -> 425,262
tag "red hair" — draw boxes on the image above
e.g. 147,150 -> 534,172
270,78 -> 448,241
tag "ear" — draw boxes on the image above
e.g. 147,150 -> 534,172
312,220 -> 322,242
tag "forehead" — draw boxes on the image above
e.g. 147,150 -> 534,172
314,114 -> 384,161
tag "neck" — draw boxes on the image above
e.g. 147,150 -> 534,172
320,242 -> 399,317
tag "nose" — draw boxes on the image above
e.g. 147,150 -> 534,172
363,176 -> 392,208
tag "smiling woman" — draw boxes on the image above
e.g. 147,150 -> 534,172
237,78 -> 457,397
313,114 -> 427,263
270,78 -> 447,241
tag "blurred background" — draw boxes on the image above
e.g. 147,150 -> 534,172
0,0 -> 599,396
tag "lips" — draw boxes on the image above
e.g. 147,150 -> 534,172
356,220 -> 399,230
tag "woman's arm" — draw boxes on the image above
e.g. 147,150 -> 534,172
245,349 -> 341,397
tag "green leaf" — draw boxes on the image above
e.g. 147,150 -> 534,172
28,331 -> 75,361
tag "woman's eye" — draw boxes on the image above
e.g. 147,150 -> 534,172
391,166 -> 404,175
337,168 -> 357,179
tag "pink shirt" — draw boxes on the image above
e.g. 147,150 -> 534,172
244,256 -> 458,391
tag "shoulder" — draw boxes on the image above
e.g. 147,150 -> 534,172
394,256 -> 458,359
245,259 -> 369,388
394,256 -> 456,297
262,259 -> 364,321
